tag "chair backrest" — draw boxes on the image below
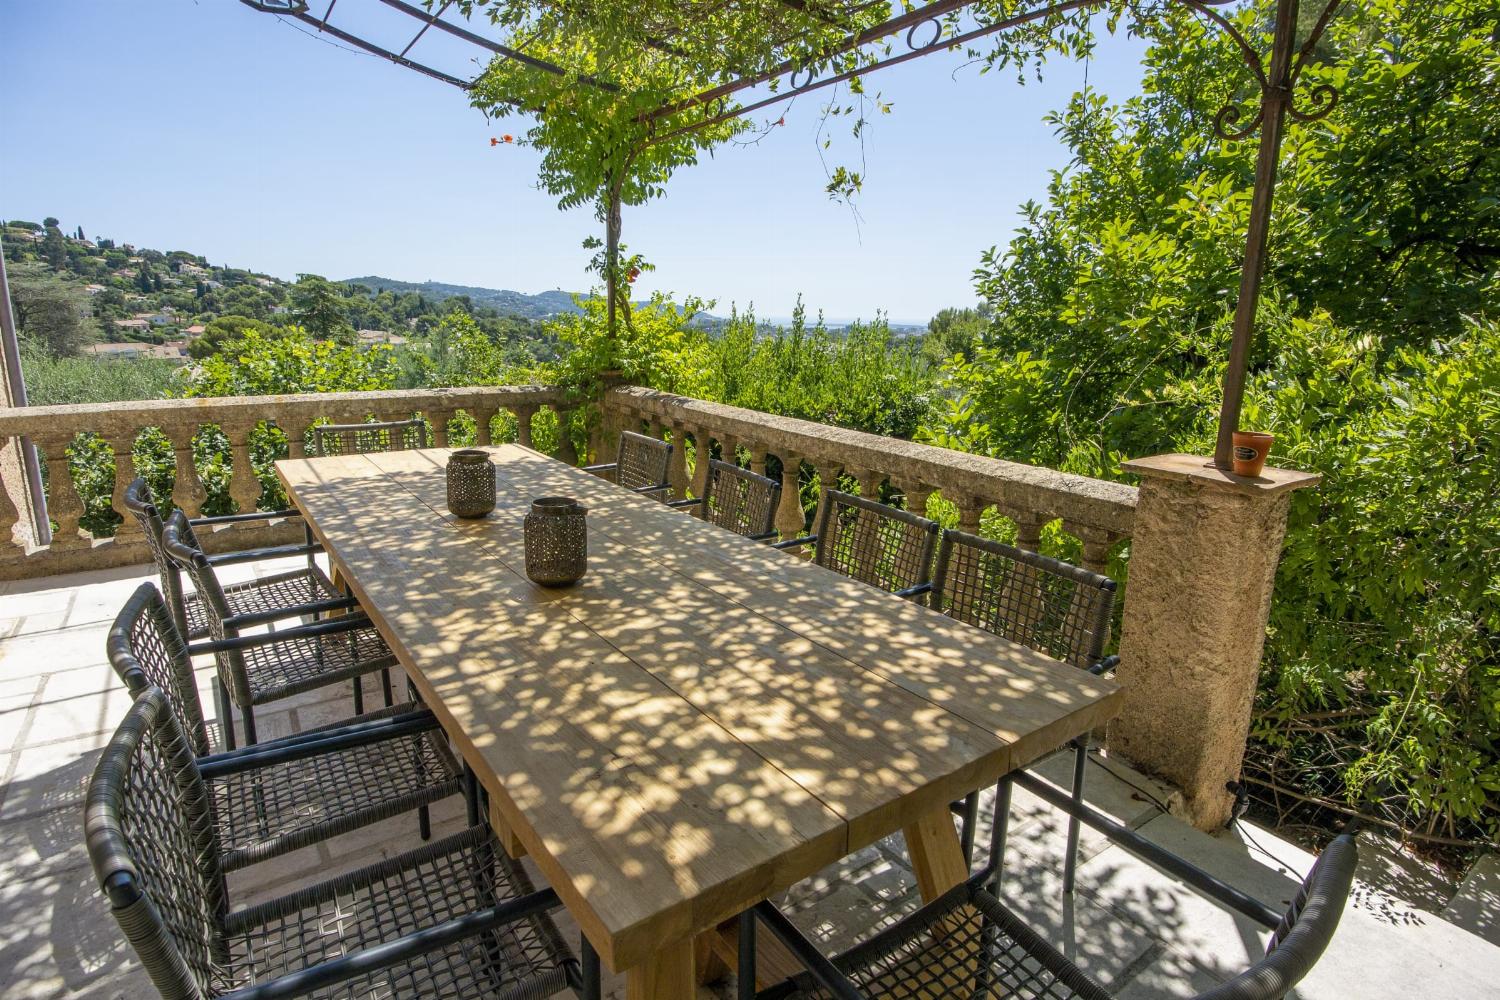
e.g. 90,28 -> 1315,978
122,478 -> 195,640
310,418 -> 428,457
813,490 -> 940,595
86,686 -> 230,1000
931,530 -> 1116,671
160,511 -> 251,706
1195,833 -> 1357,1000
615,430 -> 672,492
701,459 -> 781,539
109,582 -> 214,757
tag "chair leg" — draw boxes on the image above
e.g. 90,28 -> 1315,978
215,678 -> 237,752
463,764 -> 481,828
960,790 -> 981,868
351,676 -> 364,715
380,667 -> 394,708
418,804 -> 432,841
1063,738 -> 1088,894
737,910 -> 757,1000
240,704 -> 259,745
989,775 -> 1013,896
579,935 -> 601,1000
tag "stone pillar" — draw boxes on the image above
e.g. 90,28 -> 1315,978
554,407 -> 579,466
33,433 -> 86,548
748,447 -> 768,479
668,422 -> 691,500
689,426 -> 712,508
1109,454 -> 1318,831
472,409 -> 498,447
108,432 -> 142,540
900,480 -> 932,520
167,426 -> 206,518
774,452 -> 806,541
224,422 -> 261,514
513,406 -> 537,449
281,418 -> 312,460
428,409 -> 454,448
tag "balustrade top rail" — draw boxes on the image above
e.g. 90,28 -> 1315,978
0,385 -> 569,439
605,386 -> 1138,538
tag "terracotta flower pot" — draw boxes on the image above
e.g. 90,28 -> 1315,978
1231,431 -> 1274,477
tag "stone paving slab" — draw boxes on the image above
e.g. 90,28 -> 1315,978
3,560 -> 1498,1000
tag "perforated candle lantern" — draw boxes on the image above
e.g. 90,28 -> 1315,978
524,497 -> 587,586
446,450 -> 496,518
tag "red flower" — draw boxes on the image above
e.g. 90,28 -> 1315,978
776,117 -> 785,126
490,137 -> 499,146
503,134 -> 514,143
489,135 -> 515,146
627,267 -> 641,284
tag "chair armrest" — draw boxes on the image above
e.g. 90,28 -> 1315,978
771,534 -> 817,550
667,497 -> 704,509
581,462 -> 617,474
745,903 -> 869,1000
894,582 -> 933,600
190,508 -> 300,526
219,885 -> 563,1000
197,710 -> 438,779
188,614 -> 374,656
206,542 -> 322,567
633,483 -> 672,495
748,530 -> 779,542
221,594 -> 361,630
1088,654 -> 1120,676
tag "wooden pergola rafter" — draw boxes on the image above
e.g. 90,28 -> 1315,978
240,0 -> 1348,469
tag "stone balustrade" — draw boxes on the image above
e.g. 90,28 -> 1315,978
598,385 -> 1138,574
0,386 -> 572,580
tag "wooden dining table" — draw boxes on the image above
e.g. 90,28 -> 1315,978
275,444 -> 1123,998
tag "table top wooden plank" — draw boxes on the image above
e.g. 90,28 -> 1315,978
276,445 -> 1123,970
436,446 -> 1124,780
276,452 -> 848,970
362,447 -> 1017,850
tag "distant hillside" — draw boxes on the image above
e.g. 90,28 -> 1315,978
344,276 -> 583,320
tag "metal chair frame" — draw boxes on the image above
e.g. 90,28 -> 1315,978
739,769 -> 1357,1000
927,529 -> 1120,886
123,477 -> 331,642
108,581 -> 463,867
161,510 -> 399,750
668,457 -> 782,541
773,490 -> 939,599
309,417 -> 429,457
86,686 -> 594,1000
583,430 -> 673,497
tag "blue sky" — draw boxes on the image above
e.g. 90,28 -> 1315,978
1,2 -> 1147,323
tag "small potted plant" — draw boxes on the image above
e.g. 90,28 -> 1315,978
1231,430 -> 1275,477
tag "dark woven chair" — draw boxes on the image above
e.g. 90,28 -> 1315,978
86,686 -> 591,1000
738,771 -> 1357,1000
774,490 -> 939,598
310,417 -> 429,456
124,477 -> 336,641
926,530 -> 1119,884
669,458 -> 782,541
162,509 -> 400,749
583,430 -> 673,497
108,581 -> 462,869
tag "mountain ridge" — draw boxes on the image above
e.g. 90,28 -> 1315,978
341,275 -> 584,320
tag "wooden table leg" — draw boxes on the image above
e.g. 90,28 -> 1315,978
903,803 -> 969,902
626,938 -> 695,1000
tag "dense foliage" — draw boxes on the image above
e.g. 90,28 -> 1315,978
923,0 -> 1499,840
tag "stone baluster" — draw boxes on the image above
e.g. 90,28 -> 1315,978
108,431 -> 142,540
513,405 -> 537,449
720,434 -> 739,469
166,426 -> 206,517
774,452 -> 806,541
0,442 -> 22,551
748,448 -> 768,479
898,479 -> 933,521
1073,524 -> 1115,577
688,426 -> 712,507
1011,509 -> 1044,550
280,417 -> 313,460
553,407 -> 579,465
667,422 -> 690,499
471,409 -> 498,447
33,433 -> 86,548
224,422 -> 261,515
847,467 -> 884,570
944,494 -> 989,620
427,409 -> 454,448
